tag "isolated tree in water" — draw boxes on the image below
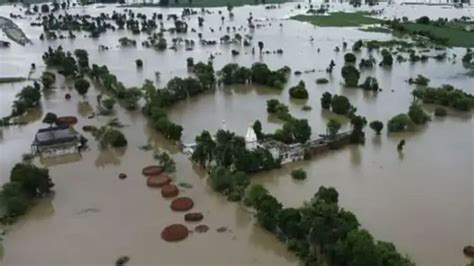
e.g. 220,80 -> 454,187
258,41 -> 264,54
74,78 -> 90,100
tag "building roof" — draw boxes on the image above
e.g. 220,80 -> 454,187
245,125 -> 257,143
33,126 -> 79,146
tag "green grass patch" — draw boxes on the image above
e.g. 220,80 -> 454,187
398,22 -> 474,48
124,0 -> 294,8
0,77 -> 26,84
292,12 -> 382,27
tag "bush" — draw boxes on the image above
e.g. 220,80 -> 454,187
331,95 -> 352,115
289,81 -> 309,99
102,98 -> 116,111
291,169 -> 307,180
344,53 -> 357,63
341,65 -> 360,87
316,78 -> 329,84
434,107 -> 447,116
387,114 -> 411,132
108,129 -> 128,147
369,120 -> 384,134
408,102 -> 430,125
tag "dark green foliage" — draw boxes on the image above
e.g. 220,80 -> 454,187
253,120 -> 264,140
408,102 -> 430,125
135,59 -> 143,68
388,114 -> 412,132
359,77 -> 379,91
352,40 -> 363,51
416,16 -> 430,25
209,166 -> 249,199
154,151 -> 176,173
289,81 -> 309,99
344,53 -> 357,63
291,169 -> 307,180
115,256 -> 130,266
42,112 -> 57,126
244,184 -> 269,207
326,119 -> 341,138
434,107 -> 447,116
102,98 -> 116,111
74,78 -> 90,98
369,120 -> 383,134
412,85 -> 474,111
220,63 -> 251,85
321,92 -> 332,109
316,78 -> 329,84
341,65 -> 360,87
408,75 -> 430,86
10,85 -> 41,117
41,71 -> 56,89
350,115 -> 366,144
74,49 -> 89,69
108,129 -> 128,147
273,118 -> 311,144
10,163 -> 54,197
266,99 -> 291,121
42,46 -> 77,76
397,139 -> 406,151
331,95 -> 353,115
380,49 -> 393,66
251,63 -> 290,89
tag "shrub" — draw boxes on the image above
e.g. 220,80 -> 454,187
291,169 -> 307,180
316,78 -> 329,84
387,114 -> 411,132
289,81 -> 309,99
434,107 -> 447,116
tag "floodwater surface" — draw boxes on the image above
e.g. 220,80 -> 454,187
0,1 -> 473,266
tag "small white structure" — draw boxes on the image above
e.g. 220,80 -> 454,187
245,124 -> 258,151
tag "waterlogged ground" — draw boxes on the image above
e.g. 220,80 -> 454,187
0,1 -> 473,266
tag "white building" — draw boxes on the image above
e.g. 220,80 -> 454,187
245,124 -> 259,151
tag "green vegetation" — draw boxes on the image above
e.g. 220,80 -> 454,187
0,163 -> 54,224
291,169 -> 306,180
272,118 -> 312,144
369,120 -> 384,135
292,12 -> 382,27
267,99 -> 292,121
220,63 -> 290,90
408,102 -> 431,125
408,75 -> 430,86
321,92 -> 332,109
92,126 -> 128,148
0,77 -> 26,84
359,26 -> 392,33
244,185 -> 413,266
115,256 -> 130,266
359,77 -> 379,91
154,151 -> 176,173
331,95 -> 356,116
74,78 -> 90,99
41,71 -> 56,89
394,22 -> 474,48
289,81 -> 309,99
316,78 -> 329,84
387,114 -> 412,132
10,85 -> 41,117
341,65 -> 360,87
412,85 -> 474,111
42,112 -> 57,126
344,53 -> 357,64
326,119 -> 341,138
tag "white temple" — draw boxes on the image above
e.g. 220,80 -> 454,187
245,124 -> 258,151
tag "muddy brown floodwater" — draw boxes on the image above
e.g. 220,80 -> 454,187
0,1 -> 473,266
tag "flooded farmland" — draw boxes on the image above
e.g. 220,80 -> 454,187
0,1 -> 473,266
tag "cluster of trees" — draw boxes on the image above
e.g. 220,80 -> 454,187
92,126 -> 128,148
42,46 -> 79,77
219,63 -> 290,90
191,130 -> 280,172
11,85 -> 42,117
320,93 -> 357,117
388,100 -> 431,132
244,185 -> 413,266
341,65 -> 360,87
412,85 -> 474,111
289,81 -> 309,99
0,163 -> 54,224
388,114 -> 413,132
265,100 -> 312,144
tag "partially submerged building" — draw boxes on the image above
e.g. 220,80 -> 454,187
32,126 -> 81,157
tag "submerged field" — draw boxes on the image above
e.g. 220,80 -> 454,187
292,12 -> 382,27
125,0 -> 295,7
0,1 -> 473,266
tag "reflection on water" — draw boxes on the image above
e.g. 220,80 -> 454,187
0,1 -> 473,266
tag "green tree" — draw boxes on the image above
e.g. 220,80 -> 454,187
10,163 -> 54,197
74,78 -> 90,100
289,81 -> 309,99
1,182 -> 29,217
154,151 -> 176,173
387,114 -> 412,132
41,71 -> 56,89
327,119 -> 341,138
341,65 -> 360,87
331,95 -> 352,115
380,49 -> 393,66
42,112 -> 57,126
408,102 -> 430,125
258,41 -> 264,54
369,120 -> 384,135
253,120 -> 264,140
344,53 -> 357,63
244,184 -> 269,207
102,98 -> 116,111
291,169 -> 307,180
321,92 -> 332,109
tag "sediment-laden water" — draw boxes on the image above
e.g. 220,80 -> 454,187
0,1 -> 472,266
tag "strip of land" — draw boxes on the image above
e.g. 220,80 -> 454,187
123,0 -> 294,8
396,22 -> 474,48
0,77 -> 26,84
291,12 -> 382,27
